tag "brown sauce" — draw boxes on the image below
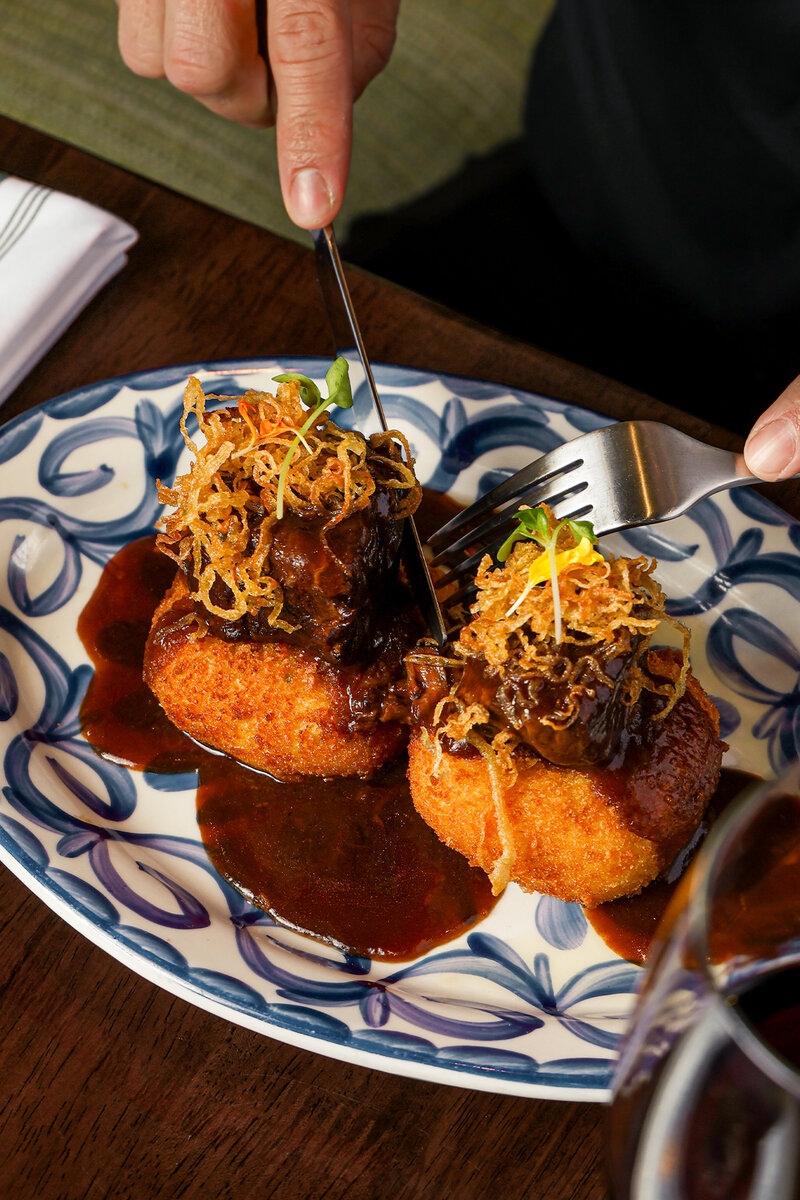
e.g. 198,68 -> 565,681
78,535 -> 200,772
196,756 -> 493,960
78,493 -> 763,968
454,633 -> 644,768
586,767 -> 763,964
200,481 -> 409,666
410,489 -> 463,543
78,501 -> 497,962
589,664 -> 724,859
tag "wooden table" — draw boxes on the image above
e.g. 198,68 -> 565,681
1,115 -> 798,1200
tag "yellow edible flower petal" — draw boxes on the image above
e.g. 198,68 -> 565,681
505,537 -> 604,619
526,537 -> 604,587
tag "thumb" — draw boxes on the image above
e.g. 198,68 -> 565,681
744,376 -> 800,480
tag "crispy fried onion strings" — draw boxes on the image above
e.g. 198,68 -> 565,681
156,375 -> 420,624
428,689 -> 519,894
457,528 -> 689,723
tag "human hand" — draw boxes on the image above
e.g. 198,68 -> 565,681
744,375 -> 800,480
116,0 -> 400,228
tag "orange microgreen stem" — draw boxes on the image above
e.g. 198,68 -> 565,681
237,397 -> 258,441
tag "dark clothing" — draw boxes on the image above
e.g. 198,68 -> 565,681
525,1 -> 800,325
344,3 -> 800,435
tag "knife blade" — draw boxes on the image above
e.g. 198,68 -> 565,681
312,224 -> 447,647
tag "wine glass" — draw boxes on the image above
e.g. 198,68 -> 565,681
607,758 -> 800,1200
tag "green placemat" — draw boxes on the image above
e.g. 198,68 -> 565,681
0,0 -> 553,241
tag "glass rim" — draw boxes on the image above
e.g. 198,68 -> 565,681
686,758 -> 800,1098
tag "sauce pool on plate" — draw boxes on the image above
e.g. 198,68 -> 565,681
77,516 -> 496,962
196,755 -> 494,960
78,494 -> 749,966
587,767 -> 762,964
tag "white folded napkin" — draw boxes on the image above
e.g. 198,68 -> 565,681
0,175 -> 138,404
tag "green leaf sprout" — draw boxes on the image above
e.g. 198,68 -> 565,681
497,507 -> 596,563
272,357 -> 354,518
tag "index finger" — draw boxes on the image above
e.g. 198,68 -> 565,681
268,0 -> 353,229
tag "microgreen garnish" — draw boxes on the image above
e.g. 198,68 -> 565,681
498,505 -> 599,644
272,358 -> 353,518
497,507 -> 596,563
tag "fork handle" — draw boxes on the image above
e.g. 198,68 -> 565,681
595,423 -> 759,529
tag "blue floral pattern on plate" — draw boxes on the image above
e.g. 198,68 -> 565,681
0,358 -> 797,1102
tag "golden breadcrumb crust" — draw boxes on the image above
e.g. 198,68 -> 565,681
407,651 -> 722,905
144,575 -> 406,780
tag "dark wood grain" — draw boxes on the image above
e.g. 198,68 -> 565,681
0,114 -> 797,1200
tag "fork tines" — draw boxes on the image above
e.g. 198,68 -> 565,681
426,444 -> 593,636
428,448 -> 588,589
428,417 -> 767,635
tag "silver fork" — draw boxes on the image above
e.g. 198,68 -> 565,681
428,420 -> 764,599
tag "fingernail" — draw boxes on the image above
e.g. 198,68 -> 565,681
745,418 -> 798,479
288,168 -> 334,228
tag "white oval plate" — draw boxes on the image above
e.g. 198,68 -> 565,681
1,359 -> 797,1102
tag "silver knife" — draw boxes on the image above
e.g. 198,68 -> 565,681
312,224 -> 447,647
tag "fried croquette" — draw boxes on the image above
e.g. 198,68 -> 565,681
407,649 -> 723,904
144,575 -> 407,780
406,506 -> 723,902
144,368 -> 422,777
